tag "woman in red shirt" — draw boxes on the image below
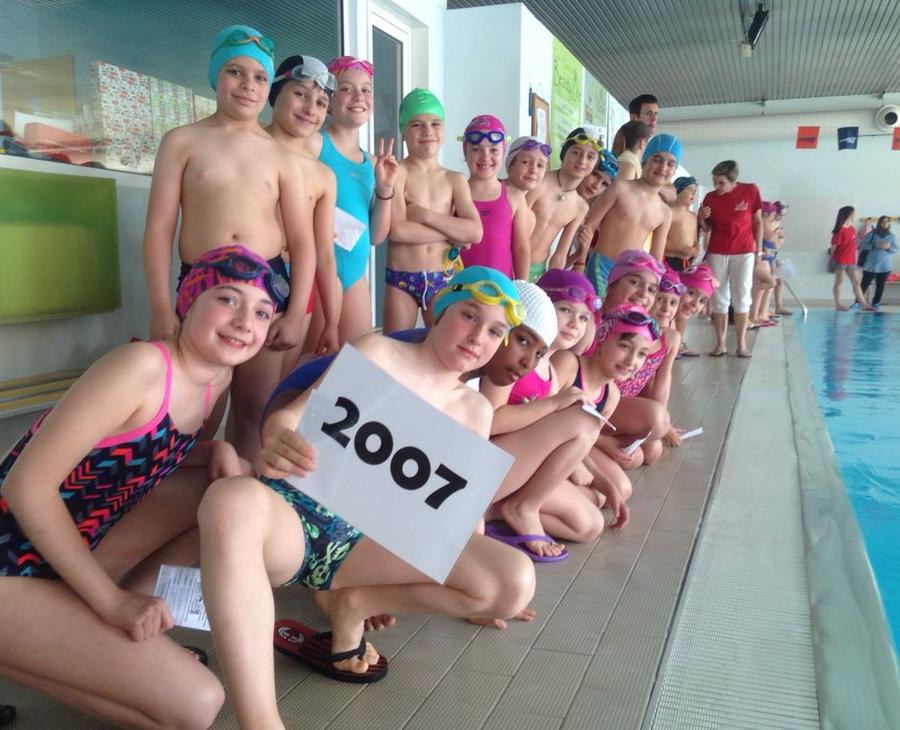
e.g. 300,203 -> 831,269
830,206 -> 873,310
698,160 -> 762,358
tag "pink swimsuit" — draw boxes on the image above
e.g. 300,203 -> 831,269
461,182 -> 514,277
508,366 -> 553,404
617,334 -> 668,398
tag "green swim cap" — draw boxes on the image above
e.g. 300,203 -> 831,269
399,88 -> 445,132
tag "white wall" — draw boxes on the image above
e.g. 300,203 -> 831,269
0,155 -> 155,382
443,3 -> 554,174
667,106 -> 900,302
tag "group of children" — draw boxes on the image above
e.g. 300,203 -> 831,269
0,25 -> 733,729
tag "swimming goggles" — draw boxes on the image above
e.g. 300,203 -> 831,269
567,133 -> 603,151
446,280 -> 525,327
206,254 -> 289,308
273,61 -> 336,92
604,308 -> 661,339
462,130 -> 507,146
328,56 -> 374,78
659,278 -> 686,296
541,285 -> 602,312
616,250 -> 667,275
212,29 -> 275,59
512,139 -> 552,157
445,246 -> 465,274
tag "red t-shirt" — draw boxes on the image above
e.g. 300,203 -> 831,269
830,226 -> 856,265
702,182 -> 762,255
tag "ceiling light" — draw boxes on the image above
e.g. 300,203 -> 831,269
746,3 -> 769,49
739,41 -> 752,58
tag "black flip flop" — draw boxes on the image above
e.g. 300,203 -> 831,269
274,619 -> 388,684
0,705 -> 16,728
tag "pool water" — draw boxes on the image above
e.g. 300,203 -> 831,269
797,310 -> 900,648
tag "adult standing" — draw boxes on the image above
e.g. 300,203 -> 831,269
860,216 -> 897,309
698,160 -> 762,358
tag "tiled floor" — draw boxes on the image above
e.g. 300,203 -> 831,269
1,322 -> 753,729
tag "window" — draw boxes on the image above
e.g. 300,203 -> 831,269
0,1 -> 341,174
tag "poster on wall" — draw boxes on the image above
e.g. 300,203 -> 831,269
583,72 -> 608,145
837,126 -> 859,150
893,128 -> 900,151
550,37 -> 583,158
795,125 -> 820,149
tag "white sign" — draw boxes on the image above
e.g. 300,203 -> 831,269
681,426 -> 703,440
334,207 -> 367,252
287,346 -> 514,583
153,564 -> 210,631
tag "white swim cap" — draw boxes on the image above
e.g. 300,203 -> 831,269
512,280 -> 558,348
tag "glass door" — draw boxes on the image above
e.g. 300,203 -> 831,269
370,8 -> 410,327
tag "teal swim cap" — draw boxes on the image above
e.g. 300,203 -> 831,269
642,133 -> 682,166
432,266 -> 522,327
399,88 -> 445,131
209,24 -> 276,90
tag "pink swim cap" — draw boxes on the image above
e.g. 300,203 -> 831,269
679,263 -> 719,298
462,114 -> 507,155
595,303 -> 660,345
327,56 -> 374,78
659,264 -> 686,296
607,250 -> 665,287
176,245 -> 284,320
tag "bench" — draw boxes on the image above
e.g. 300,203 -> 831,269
0,370 -> 83,419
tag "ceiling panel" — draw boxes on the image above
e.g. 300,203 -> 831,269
447,0 -> 900,107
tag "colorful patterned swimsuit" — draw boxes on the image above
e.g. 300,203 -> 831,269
616,335 -> 668,399
0,342 -> 209,578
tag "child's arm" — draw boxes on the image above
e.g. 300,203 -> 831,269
271,159 -> 317,351
509,189 -> 532,280
576,185 -> 620,257
369,137 -> 399,245
1,345 -> 176,638
389,167 -> 448,244
312,170 -> 341,354
551,201 -> 588,269
649,206 -> 673,261
406,172 -> 483,245
482,381 -> 589,436
143,129 -> 189,340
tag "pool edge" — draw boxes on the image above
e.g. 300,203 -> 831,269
785,316 -> 900,728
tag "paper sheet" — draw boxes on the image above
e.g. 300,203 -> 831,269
334,208 -> 367,252
680,426 -> 703,440
582,404 -> 616,429
623,430 -> 653,456
153,564 -> 210,631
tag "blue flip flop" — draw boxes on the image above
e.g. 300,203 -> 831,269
484,521 -> 568,563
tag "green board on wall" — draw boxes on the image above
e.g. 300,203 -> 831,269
0,167 -> 120,324
550,37 -> 583,162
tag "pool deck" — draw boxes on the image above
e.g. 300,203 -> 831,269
3,315 -> 899,728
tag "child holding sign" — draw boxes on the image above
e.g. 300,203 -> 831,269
198,266 -> 534,726
0,246 -> 281,727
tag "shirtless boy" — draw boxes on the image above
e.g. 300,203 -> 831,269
143,25 -> 315,459
534,127 -> 599,278
611,120 -> 651,181
266,54 -> 341,364
664,176 -> 700,271
385,88 -> 482,332
576,133 -> 680,298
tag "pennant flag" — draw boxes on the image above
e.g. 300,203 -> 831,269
893,128 -> 900,151
837,126 -> 859,150
796,126 -> 819,149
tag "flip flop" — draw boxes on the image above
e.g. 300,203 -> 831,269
0,705 -> 15,728
708,350 -> 727,357
737,350 -> 752,358
680,349 -> 701,357
484,521 -> 568,563
274,619 -> 388,684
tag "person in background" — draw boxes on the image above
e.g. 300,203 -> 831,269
829,205 -> 872,311
859,215 -> 897,310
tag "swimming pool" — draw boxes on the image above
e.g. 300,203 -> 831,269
797,310 -> 900,648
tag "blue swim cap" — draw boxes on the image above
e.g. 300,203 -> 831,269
432,266 -> 521,327
597,148 -> 618,180
642,133 -> 682,166
209,25 -> 276,90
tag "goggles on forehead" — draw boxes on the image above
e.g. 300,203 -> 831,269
206,254 -> 289,308
542,285 -> 602,312
512,139 -> 552,157
659,278 -> 686,296
446,280 -> 525,328
273,63 -> 336,93
605,309 -> 661,339
213,29 -> 275,59
617,250 -> 666,275
568,133 -> 603,151
462,130 -> 507,146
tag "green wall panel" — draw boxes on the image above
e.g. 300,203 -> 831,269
0,168 -> 120,323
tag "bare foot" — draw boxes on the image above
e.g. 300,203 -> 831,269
835,304 -> 850,311
365,614 -> 397,631
499,500 -> 566,558
736,348 -> 752,358
314,590 -> 380,674
466,607 -> 537,630
709,347 -> 727,357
